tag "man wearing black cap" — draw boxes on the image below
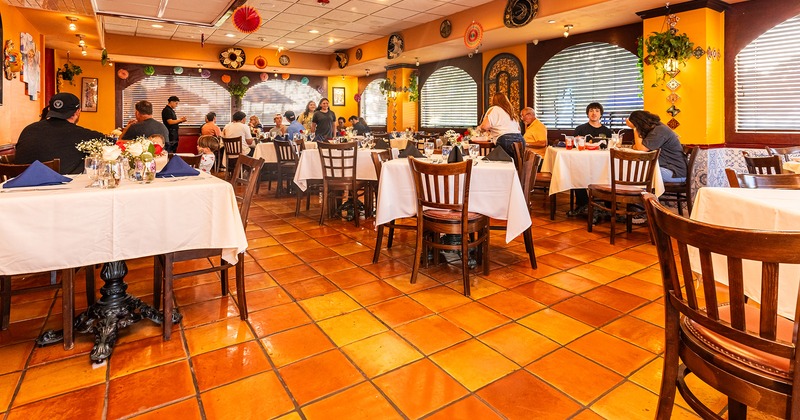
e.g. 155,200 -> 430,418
284,110 -> 304,139
15,92 -> 104,175
162,96 -> 187,153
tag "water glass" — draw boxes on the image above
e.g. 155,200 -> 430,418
84,155 -> 100,187
424,141 -> 435,159
441,145 -> 452,162
469,144 -> 480,160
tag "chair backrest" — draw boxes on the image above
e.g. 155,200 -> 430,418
642,193 -> 800,366
273,140 -> 297,164
222,137 -> 243,155
408,157 -> 472,214
477,142 -> 495,156
291,138 -> 306,155
0,159 -> 60,181
609,148 -> 660,191
229,155 -> 264,230
0,152 -> 15,164
370,150 -> 393,181
725,168 -> 800,189
766,145 -> 800,162
742,151 -> 782,174
168,153 -> 202,168
519,149 -> 541,203
318,141 -> 358,182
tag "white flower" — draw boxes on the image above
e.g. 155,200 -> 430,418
127,142 -> 144,157
110,128 -> 122,137
102,145 -> 122,161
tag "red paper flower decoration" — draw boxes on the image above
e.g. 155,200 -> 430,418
317,0 -> 330,4
232,6 -> 261,34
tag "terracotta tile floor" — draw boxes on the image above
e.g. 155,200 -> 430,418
0,189 -> 747,419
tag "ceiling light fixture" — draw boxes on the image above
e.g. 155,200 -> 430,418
532,39 -> 539,45
309,29 -> 319,34
563,24 -> 573,38
225,33 -> 235,38
77,35 -> 85,47
365,68 -> 370,76
547,20 -> 556,24
66,16 -> 78,31
287,40 -> 295,44
415,57 -> 419,66
81,47 -> 87,56
151,24 -> 163,28
156,0 -> 169,18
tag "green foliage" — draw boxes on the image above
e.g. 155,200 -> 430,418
379,79 -> 396,98
57,62 -> 83,84
227,82 -> 248,99
644,29 -> 694,87
407,73 -> 419,102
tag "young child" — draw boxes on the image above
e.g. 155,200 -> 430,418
197,135 -> 221,173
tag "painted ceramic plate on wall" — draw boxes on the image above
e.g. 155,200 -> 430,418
440,19 -> 452,38
464,22 -> 483,49
220,47 -> 246,69
279,54 -> 290,66
355,48 -> 362,60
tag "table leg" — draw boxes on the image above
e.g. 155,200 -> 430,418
37,261 -> 182,363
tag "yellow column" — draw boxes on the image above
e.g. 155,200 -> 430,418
385,65 -> 417,131
643,8 -> 725,145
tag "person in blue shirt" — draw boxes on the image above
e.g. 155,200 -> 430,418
284,110 -> 304,140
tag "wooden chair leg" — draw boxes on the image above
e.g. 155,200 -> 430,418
235,257 -> 247,320
461,233 -> 471,296
319,185 -> 328,226
523,228 -> 537,269
727,399 -> 747,420
373,224 -> 385,263
387,225 -> 395,248
587,199 -> 595,233
61,268 -> 74,350
0,275 -> 9,331
153,256 -> 163,311
609,202 -> 617,245
410,219 -> 424,284
549,194 -> 557,220
482,227 -> 490,276
655,304 -> 681,419
220,256 -> 229,296
163,253 -> 174,340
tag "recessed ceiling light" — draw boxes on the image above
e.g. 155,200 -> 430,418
328,38 -> 334,43
226,33 -> 235,37
286,40 -> 295,44
547,20 -> 556,24
309,29 -> 319,34
151,24 -> 163,28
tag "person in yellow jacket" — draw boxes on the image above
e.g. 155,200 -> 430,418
520,107 -> 548,157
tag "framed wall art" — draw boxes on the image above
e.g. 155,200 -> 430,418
81,77 -> 98,112
332,86 -> 345,106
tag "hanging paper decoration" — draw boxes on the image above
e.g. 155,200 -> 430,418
354,93 -> 361,103
117,69 -> 129,80
260,72 -> 269,81
464,22 -> 483,49
232,5 -> 262,34
173,66 -> 183,74
240,76 -> 250,85
253,55 -> 267,69
143,65 -> 155,76
316,86 -> 323,94
317,0 -> 329,4
200,69 -> 211,79
300,76 -> 309,85
281,73 -> 290,80
201,33 -> 205,48
221,74 -> 231,83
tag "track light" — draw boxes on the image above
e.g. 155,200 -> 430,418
66,16 -> 78,31
81,47 -> 87,56
563,24 -> 573,38
415,57 -> 419,66
365,68 -> 370,76
77,35 -> 85,47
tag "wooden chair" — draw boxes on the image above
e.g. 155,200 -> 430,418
408,158 -> 490,296
167,153 -> 202,168
317,141 -> 370,227
372,150 -> 417,263
0,158 -> 61,181
742,151 -> 782,174
153,155 -> 264,340
490,148 -> 539,269
476,141 -> 495,156
0,152 -> 14,164
587,149 -> 660,244
221,136 -> 242,180
273,140 -> 298,196
293,139 -> 321,216
659,146 -> 699,216
642,193 -> 800,419
766,145 -> 800,162
725,168 -> 800,189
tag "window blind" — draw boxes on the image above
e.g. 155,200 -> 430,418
359,79 -> 387,126
242,80 -> 322,124
735,14 -> 800,133
420,66 -> 478,128
122,75 -> 231,126
534,42 -> 643,130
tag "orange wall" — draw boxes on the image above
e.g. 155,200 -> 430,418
54,57 -> 116,135
327,76 -> 359,125
0,3 -> 46,144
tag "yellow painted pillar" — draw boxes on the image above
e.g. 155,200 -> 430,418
385,65 -> 417,131
643,8 -> 725,145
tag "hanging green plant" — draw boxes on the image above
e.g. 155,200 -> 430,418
407,73 -> 419,102
56,62 -> 83,85
378,79 -> 396,98
643,28 -> 694,87
227,82 -> 248,99
100,49 -> 109,66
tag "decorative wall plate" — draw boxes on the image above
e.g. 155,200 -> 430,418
666,78 -> 681,92
693,46 -> 706,59
666,105 -> 681,117
503,0 -> 538,28
173,66 -> 183,74
355,48 -> 363,61
440,19 -> 452,38
388,33 -> 404,59
335,52 -> 348,69
254,55 -> 267,69
220,47 -> 246,69
464,22 -> 483,50
117,69 -> 129,80
667,118 -> 680,129
279,54 -> 290,66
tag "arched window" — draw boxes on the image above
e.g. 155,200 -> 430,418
421,66 -> 478,128
121,75 -> 231,125
242,79 -> 323,124
534,42 -> 643,129
735,14 -> 800,132
359,79 -> 387,126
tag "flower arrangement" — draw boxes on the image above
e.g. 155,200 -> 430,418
116,136 -> 165,167
444,129 -> 462,145
345,126 -> 354,138
109,127 -> 122,139
76,138 -> 113,156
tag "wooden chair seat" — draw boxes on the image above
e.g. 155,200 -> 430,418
587,183 -> 648,196
423,209 -> 487,222
726,168 -> 800,189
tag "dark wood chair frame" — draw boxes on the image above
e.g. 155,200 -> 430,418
742,151 -> 783,175
221,136 -> 243,180
167,153 -> 202,168
273,139 -> 298,197
659,146 -> 699,216
317,141 -> 371,227
0,158 -> 61,180
725,168 -> 800,189
766,145 -> 800,162
372,150 -> 417,263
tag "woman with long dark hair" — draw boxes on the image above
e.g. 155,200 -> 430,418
298,100 -> 316,133
626,110 -> 687,182
478,92 -> 524,161
311,98 -> 336,141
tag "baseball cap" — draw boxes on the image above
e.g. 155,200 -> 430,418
47,93 -> 81,119
168,96 -> 180,102
283,110 -> 295,120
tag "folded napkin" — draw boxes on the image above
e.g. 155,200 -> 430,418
2,160 -> 72,189
398,142 -> 423,158
555,141 -> 566,148
484,146 -> 513,162
156,155 -> 200,178
447,145 -> 464,163
374,138 -> 390,150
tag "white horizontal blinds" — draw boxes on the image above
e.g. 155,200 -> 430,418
735,14 -> 800,132
242,80 -> 322,124
534,42 -> 643,130
360,79 -> 388,126
122,75 -> 232,126
420,66 -> 478,128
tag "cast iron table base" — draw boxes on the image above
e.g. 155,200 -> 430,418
37,260 -> 182,363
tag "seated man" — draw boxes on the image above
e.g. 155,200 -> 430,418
349,115 -> 370,135
520,107 -> 547,157
284,111 -> 304,139
223,111 -> 254,156
121,100 -> 170,141
269,114 -> 286,138
201,112 -> 222,137
569,102 -> 613,218
15,92 -> 104,175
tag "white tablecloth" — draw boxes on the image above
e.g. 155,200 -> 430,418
690,187 -> 800,319
375,158 -> 532,243
293,148 -> 398,191
783,161 -> 800,174
253,141 -> 317,163
541,147 -> 665,196
0,173 -> 248,275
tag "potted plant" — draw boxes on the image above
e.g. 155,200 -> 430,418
643,28 -> 694,87
227,82 -> 248,109
379,79 -> 396,99
57,62 -> 83,85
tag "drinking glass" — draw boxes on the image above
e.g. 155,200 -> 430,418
84,155 -> 100,187
424,141 -> 434,159
469,144 -> 480,160
565,136 -> 574,150
441,145 -> 452,162
577,136 -> 586,151
610,133 -> 620,148
269,131 -> 277,141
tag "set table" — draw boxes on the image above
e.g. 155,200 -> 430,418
253,141 -> 317,163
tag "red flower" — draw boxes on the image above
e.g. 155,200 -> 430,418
463,130 -> 470,136
153,144 -> 163,155
115,141 -> 126,151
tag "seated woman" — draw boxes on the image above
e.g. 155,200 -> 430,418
626,110 -> 687,182
248,115 -> 263,136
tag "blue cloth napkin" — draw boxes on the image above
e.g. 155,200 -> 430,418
555,141 -> 566,147
2,160 -> 72,189
156,155 -> 200,178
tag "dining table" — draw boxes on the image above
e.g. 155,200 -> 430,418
293,147 -> 399,191
690,187 -> 800,319
541,146 -> 666,196
0,172 -> 248,361
375,156 -> 531,244
253,141 -> 317,163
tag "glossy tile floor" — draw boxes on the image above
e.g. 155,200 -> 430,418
0,186 -> 753,419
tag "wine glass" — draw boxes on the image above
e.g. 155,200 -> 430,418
269,131 -> 277,142
469,144 -> 480,160
441,145 -> 452,162
84,155 -> 99,187
423,141 -> 434,160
